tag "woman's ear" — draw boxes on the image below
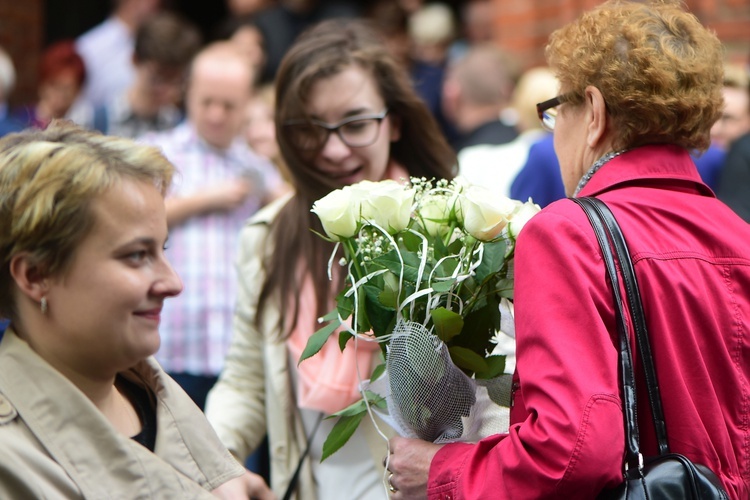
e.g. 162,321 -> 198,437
9,253 -> 48,302
584,85 -> 608,149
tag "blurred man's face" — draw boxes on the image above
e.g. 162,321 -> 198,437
711,86 -> 750,150
186,57 -> 252,149
137,61 -> 185,109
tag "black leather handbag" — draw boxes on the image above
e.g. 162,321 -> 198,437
572,197 -> 729,500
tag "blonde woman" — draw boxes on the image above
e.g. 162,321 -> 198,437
0,122 -> 272,499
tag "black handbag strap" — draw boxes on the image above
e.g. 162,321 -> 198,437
282,412 -> 324,500
572,197 -> 670,468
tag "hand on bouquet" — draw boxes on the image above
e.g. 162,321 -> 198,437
387,436 -> 443,499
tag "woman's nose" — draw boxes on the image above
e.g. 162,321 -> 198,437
154,258 -> 183,298
319,130 -> 351,161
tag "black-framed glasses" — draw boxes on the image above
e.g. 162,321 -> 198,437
536,93 -> 573,131
284,109 -> 389,151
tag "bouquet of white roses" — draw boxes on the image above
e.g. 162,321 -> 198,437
299,177 -> 540,459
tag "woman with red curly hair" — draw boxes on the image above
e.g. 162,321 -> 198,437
18,40 -> 86,129
387,1 -> 750,498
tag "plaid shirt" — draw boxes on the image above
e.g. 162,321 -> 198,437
140,123 -> 281,375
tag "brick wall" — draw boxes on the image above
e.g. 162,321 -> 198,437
492,0 -> 750,70
0,0 -> 43,107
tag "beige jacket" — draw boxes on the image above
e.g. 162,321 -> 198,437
206,195 -> 390,500
0,330 -> 244,499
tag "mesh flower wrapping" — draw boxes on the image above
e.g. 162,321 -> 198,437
301,177 -> 540,458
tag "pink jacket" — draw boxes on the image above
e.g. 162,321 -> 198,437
428,145 -> 750,499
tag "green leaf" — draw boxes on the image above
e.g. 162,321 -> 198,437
431,278 -> 456,293
432,230 -> 449,257
338,330 -> 353,351
330,391 -> 386,418
378,271 -> 400,309
299,320 -> 340,365
477,354 -> 506,379
336,288 -> 354,319
320,309 -> 340,322
400,230 -> 423,252
448,345 -> 489,375
446,237 -> 465,256
431,307 -> 464,342
356,294 -> 372,333
321,412 -> 365,461
370,362 -> 386,382
475,240 -> 507,283
433,257 -> 458,279
375,249 -> 427,284
365,291 -> 397,340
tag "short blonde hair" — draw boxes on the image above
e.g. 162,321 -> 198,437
546,0 -> 723,152
723,62 -> 749,90
0,121 -> 174,321
511,66 -> 559,133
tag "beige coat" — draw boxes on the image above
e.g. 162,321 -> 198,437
0,330 -> 244,499
206,196 -> 390,500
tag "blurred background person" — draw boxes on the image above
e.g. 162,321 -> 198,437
225,0 -> 276,17
205,18 -> 456,500
408,2 -> 457,143
442,43 -> 518,153
75,0 -> 162,107
716,58 -> 750,222
365,0 -> 411,70
0,121 -> 272,500
458,66 -> 557,197
511,61 -> 741,206
711,63 -> 750,151
87,12 -> 202,139
16,40 -> 86,130
244,83 -> 284,172
215,14 -> 268,88
139,42 -> 283,411
447,0 -> 495,63
0,46 -> 23,138
509,133 -> 565,208
688,62 -> 750,191
252,0 -> 361,84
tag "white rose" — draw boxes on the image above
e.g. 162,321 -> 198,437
507,199 -> 541,240
311,186 -> 359,241
418,194 -> 453,237
357,179 -> 415,234
460,186 -> 517,242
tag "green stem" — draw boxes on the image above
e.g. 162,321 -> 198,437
344,239 -> 364,281
453,239 -> 481,306
442,220 -> 457,248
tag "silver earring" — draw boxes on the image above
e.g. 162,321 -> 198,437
40,297 -> 48,315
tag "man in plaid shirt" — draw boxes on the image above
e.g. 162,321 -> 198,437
141,41 -> 283,409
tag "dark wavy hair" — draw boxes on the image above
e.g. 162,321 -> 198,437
259,18 -> 456,338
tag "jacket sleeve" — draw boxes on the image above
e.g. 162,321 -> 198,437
205,222 -> 272,462
428,207 -> 626,499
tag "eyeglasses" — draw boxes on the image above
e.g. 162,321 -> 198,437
536,93 -> 573,131
284,109 -> 389,151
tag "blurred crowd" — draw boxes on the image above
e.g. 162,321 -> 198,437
0,0 -> 748,492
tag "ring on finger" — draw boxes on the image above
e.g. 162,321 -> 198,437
387,471 -> 398,493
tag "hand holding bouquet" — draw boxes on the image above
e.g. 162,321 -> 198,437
300,177 -> 540,458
